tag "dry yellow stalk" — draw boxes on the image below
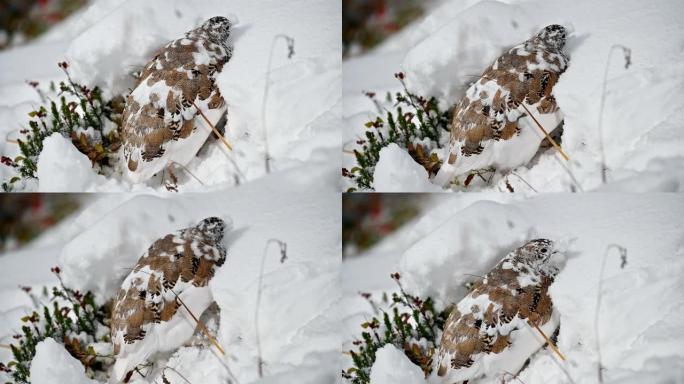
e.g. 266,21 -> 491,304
519,103 -> 570,161
532,323 -> 566,361
192,101 -> 233,151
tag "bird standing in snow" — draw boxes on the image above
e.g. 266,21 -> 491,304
435,239 -> 562,382
434,25 -> 569,186
121,16 -> 233,183
110,217 -> 229,382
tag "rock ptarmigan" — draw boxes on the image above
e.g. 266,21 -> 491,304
121,16 -> 233,183
433,25 -> 569,187
435,239 -> 563,382
110,217 -> 229,381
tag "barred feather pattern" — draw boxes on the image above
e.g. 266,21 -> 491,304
437,25 -> 569,182
121,16 -> 233,182
110,217 -> 228,380
436,239 -> 561,381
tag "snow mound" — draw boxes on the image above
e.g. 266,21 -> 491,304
29,338 -> 96,384
399,200 -> 538,306
58,195 -> 200,303
36,133 -> 104,192
370,344 -> 424,384
373,143 -> 441,192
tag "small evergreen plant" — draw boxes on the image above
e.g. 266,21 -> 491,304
342,273 -> 451,383
0,267 -> 112,384
1,62 -> 124,191
343,73 -> 451,191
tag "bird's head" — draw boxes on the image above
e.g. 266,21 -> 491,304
200,16 -> 232,45
535,24 -> 567,52
197,216 -> 226,242
518,238 -> 558,269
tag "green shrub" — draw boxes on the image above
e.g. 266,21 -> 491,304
343,73 -> 451,191
0,267 -> 112,384
1,62 -> 124,191
342,273 -> 450,383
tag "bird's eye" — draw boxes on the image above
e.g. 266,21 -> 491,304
540,248 -> 548,253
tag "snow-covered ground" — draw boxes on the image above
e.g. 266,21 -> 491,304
343,0 -> 684,192
0,0 -> 340,192
0,172 -> 341,383
342,193 -> 684,383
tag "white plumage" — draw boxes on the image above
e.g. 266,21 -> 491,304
110,217 -> 229,382
121,16 -> 233,183
434,25 -> 569,186
434,239 -> 563,383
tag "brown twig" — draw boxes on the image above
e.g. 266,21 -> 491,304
172,293 -> 225,356
191,101 -> 233,151
532,323 -> 565,361
519,103 -> 569,161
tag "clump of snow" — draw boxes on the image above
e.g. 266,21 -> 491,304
29,338 -> 96,384
344,193 -> 684,383
344,0 -> 684,192
370,344 -> 424,384
36,133 -> 106,192
373,143 -> 442,192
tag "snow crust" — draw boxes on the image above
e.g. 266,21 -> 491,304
373,143 -> 442,192
30,338 -> 96,384
36,133 -> 108,192
370,344 -> 424,384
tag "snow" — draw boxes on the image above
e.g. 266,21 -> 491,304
36,133 -> 108,192
0,0 -> 340,192
343,0 -> 684,192
30,338 -> 96,384
0,170 -> 341,383
370,344 -> 424,384
373,143 -> 442,192
343,193 -> 684,383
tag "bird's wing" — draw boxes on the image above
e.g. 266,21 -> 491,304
122,37 -> 225,173
437,262 -> 554,376
446,44 -> 566,167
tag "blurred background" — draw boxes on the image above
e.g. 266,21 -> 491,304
342,0 -> 430,58
0,194 -> 83,252
0,0 -> 87,50
342,194 -> 432,258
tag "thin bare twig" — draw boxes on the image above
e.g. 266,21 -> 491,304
163,366 -> 194,384
169,161 -> 205,186
501,371 -> 528,384
255,238 -> 288,378
510,171 -> 538,193
519,103 -> 569,161
532,324 -> 565,361
598,45 -> 631,184
595,244 -> 628,383
261,34 -> 295,174
191,101 -> 233,151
